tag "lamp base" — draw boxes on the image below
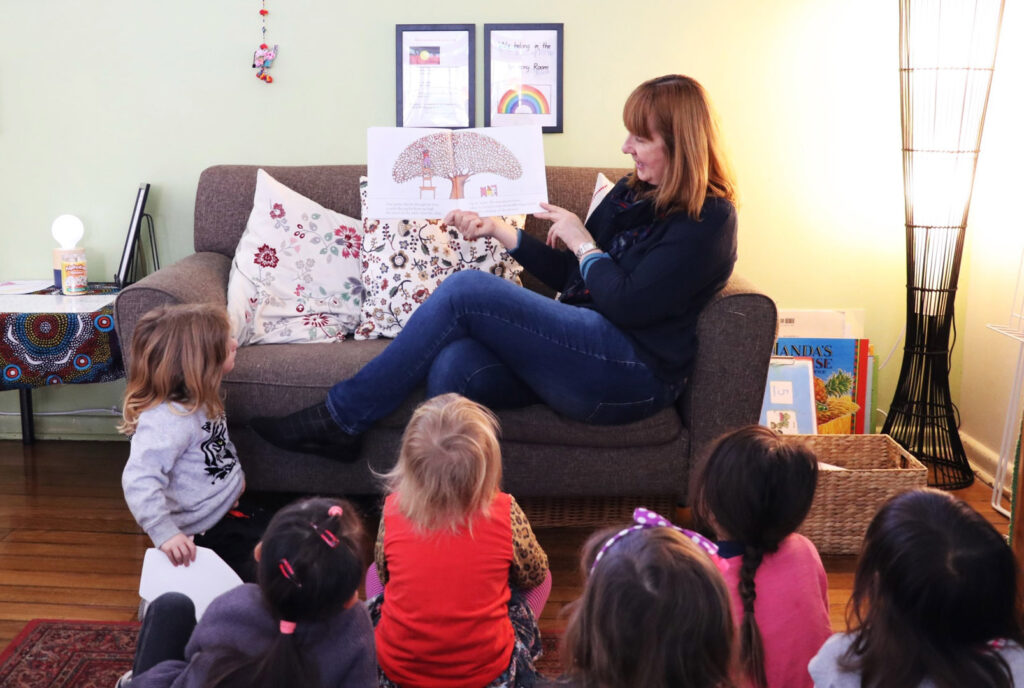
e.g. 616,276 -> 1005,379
883,350 -> 974,490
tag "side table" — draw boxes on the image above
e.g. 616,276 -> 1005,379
0,284 -> 125,444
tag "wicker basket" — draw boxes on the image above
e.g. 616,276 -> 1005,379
797,434 -> 927,555
518,494 -> 677,528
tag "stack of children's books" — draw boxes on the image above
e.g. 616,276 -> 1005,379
760,309 -> 877,436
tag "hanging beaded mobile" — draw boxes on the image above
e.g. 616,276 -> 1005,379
252,0 -> 277,84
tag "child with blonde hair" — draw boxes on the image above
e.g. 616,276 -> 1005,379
120,303 -> 260,579
366,393 -> 552,687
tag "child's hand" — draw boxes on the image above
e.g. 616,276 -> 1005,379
160,533 -> 197,566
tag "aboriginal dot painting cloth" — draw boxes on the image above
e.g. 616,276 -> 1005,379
0,285 -> 124,389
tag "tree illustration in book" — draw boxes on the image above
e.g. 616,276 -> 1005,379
392,131 -> 523,200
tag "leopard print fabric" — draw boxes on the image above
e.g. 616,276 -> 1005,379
509,496 -> 549,589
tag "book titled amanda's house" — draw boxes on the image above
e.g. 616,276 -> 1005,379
774,337 -> 870,434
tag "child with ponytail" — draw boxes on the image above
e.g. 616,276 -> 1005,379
692,425 -> 831,688
119,497 -> 376,688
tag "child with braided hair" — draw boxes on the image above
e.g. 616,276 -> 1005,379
691,425 -> 831,688
119,496 -> 376,688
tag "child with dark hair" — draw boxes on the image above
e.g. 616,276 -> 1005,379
118,497 -> 376,688
543,508 -> 738,688
809,488 -> 1024,688
692,425 -> 830,688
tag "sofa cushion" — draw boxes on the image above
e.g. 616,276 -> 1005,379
586,172 -> 614,221
226,169 -> 364,345
354,177 -> 526,340
223,339 -> 682,448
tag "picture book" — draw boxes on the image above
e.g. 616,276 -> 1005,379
366,125 -> 548,219
774,337 -> 870,434
760,357 -> 818,435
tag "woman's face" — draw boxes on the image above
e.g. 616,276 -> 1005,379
622,123 -> 669,186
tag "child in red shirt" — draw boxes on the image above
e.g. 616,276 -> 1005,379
366,393 -> 551,688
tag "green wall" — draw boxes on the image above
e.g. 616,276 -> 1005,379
1,1 -> 1019,459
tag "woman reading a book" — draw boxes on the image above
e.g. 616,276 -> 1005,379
253,74 -> 738,460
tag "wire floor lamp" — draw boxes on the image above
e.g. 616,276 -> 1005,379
883,0 -> 1005,489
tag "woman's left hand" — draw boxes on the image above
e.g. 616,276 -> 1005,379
534,202 -> 594,254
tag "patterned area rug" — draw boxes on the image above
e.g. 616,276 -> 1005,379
536,632 -> 564,679
2,619 -> 563,686
0,620 -> 138,688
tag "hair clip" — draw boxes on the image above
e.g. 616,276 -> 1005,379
310,521 -> 339,548
279,620 -> 296,634
589,507 -> 719,576
328,505 -> 344,518
278,558 -> 301,587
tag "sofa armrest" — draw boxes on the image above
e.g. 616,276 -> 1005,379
680,274 -> 777,487
114,252 -> 232,366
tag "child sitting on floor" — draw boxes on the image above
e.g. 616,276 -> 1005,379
809,488 -> 1024,688
692,425 -> 831,688
120,304 -> 265,580
543,510 -> 737,688
119,496 -> 376,688
365,393 -> 552,688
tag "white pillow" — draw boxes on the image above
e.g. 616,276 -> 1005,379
354,177 -> 525,340
226,169 -> 364,345
585,172 -> 615,222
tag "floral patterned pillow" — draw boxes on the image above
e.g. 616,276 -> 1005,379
354,177 -> 525,340
226,169 -> 364,345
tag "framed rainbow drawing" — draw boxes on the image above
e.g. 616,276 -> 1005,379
396,24 -> 475,128
484,23 -> 563,134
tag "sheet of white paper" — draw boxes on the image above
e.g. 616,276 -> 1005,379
777,308 -> 866,338
0,280 -> 54,295
139,546 -> 244,620
366,126 -> 548,219
0,293 -> 115,313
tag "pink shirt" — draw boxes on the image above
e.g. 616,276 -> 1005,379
716,533 -> 832,688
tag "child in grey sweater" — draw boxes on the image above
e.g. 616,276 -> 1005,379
120,304 -> 255,578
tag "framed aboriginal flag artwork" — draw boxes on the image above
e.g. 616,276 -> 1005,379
484,23 -> 564,134
396,24 -> 475,128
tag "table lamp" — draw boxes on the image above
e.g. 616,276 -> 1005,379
51,214 -> 87,295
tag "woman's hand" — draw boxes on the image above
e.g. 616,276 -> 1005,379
442,210 -> 519,250
160,533 -> 197,567
534,202 -> 595,254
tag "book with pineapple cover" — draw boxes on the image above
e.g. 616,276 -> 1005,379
774,337 -> 870,434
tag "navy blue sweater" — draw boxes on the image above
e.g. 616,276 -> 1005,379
511,177 -> 737,384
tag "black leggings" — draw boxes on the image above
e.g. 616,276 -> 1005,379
133,592 -> 196,676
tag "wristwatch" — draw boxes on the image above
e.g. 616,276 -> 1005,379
574,241 -> 599,260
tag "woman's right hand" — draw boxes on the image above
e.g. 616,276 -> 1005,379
443,210 -> 519,250
160,533 -> 197,567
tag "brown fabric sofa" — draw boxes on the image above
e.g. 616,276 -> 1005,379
114,165 -> 776,504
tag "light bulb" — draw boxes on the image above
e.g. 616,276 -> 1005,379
51,214 -> 84,249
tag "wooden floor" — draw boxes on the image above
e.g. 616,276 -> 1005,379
0,439 -> 1010,649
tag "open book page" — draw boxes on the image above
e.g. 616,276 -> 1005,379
138,546 -> 243,621
366,126 -> 548,219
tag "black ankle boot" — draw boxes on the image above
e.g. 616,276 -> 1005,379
250,402 -> 362,462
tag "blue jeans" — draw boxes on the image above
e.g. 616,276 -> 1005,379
327,270 -> 677,434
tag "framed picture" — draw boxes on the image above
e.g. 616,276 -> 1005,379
396,24 -> 475,128
115,183 -> 151,289
484,23 -> 563,134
